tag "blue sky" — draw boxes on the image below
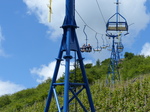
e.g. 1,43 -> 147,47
0,0 -> 150,96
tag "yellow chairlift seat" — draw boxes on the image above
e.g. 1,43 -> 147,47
117,46 -> 123,49
93,48 -> 101,51
101,45 -> 107,49
80,44 -> 92,53
93,47 -> 102,52
85,46 -> 92,52
80,47 -> 85,52
105,44 -> 110,48
107,45 -> 112,51
106,13 -> 128,32
107,22 -> 128,31
107,48 -> 112,51
117,42 -> 124,53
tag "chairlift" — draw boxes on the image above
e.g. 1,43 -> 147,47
80,25 -> 92,53
124,32 -> 129,36
100,35 -> 107,49
116,42 -> 124,53
105,44 -> 110,48
106,18 -> 128,31
116,32 -> 124,53
106,1 -> 128,32
93,33 -> 102,52
105,35 -> 110,48
101,45 -> 107,49
107,47 -> 112,51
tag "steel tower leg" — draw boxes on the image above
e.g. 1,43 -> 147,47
107,36 -> 120,84
44,0 -> 95,111
106,0 -> 127,83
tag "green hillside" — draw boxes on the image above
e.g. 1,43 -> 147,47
0,52 -> 150,112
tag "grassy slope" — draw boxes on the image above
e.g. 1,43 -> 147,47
0,74 -> 150,112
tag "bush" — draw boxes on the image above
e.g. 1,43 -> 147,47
0,95 -> 11,108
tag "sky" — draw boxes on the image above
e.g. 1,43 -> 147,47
0,0 -> 150,96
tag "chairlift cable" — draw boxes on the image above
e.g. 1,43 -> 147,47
129,23 -> 134,26
101,34 -> 105,45
95,0 -> 106,24
75,9 -> 103,35
83,25 -> 88,46
118,2 -> 120,27
93,33 -> 102,52
95,33 -> 99,48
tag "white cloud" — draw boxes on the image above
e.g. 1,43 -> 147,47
30,60 -> 93,83
0,49 -> 6,57
30,61 -> 65,83
23,0 -> 150,60
0,27 -> 4,55
0,26 -> 8,57
23,0 -> 150,37
0,27 -> 4,44
23,0 -> 65,40
140,42 -> 150,57
0,80 -> 25,96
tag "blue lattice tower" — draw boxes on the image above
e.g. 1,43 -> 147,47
106,35 -> 120,84
116,42 -> 121,64
106,0 -> 128,83
116,41 -> 124,64
44,0 -> 95,111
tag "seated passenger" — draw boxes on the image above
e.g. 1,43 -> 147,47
81,44 -> 86,52
86,44 -> 92,52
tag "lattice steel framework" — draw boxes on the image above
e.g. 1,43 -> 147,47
44,0 -> 95,111
106,0 -> 128,83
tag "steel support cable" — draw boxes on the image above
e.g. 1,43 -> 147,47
101,34 -> 105,45
75,9 -> 103,36
83,25 -> 88,46
95,33 -> 98,46
95,0 -> 106,24
95,33 -> 99,48
118,2 -> 121,32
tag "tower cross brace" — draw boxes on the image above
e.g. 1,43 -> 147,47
44,0 -> 95,111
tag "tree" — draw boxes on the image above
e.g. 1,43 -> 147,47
0,95 -> 11,107
85,63 -> 93,68
124,52 -> 134,60
96,59 -> 101,67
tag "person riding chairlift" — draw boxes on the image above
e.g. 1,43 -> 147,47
81,44 -> 86,52
86,44 -> 92,52
81,44 -> 92,52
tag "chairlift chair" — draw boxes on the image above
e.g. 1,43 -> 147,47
80,25 -> 92,53
93,47 -> 102,52
107,44 -> 112,51
107,47 -> 112,51
101,44 -> 107,49
105,44 -> 110,48
116,42 -> 124,53
106,0 -> 128,33
100,34 -> 107,49
80,44 -> 92,52
105,35 -> 110,48
93,33 -> 102,52
106,21 -> 128,31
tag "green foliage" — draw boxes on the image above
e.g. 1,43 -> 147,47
124,52 -> 134,60
84,63 -> 93,68
0,74 -> 150,112
101,58 -> 110,65
0,78 -> 52,112
90,75 -> 150,111
120,55 -> 150,80
96,59 -> 101,67
0,95 -> 11,108
1,53 -> 150,111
